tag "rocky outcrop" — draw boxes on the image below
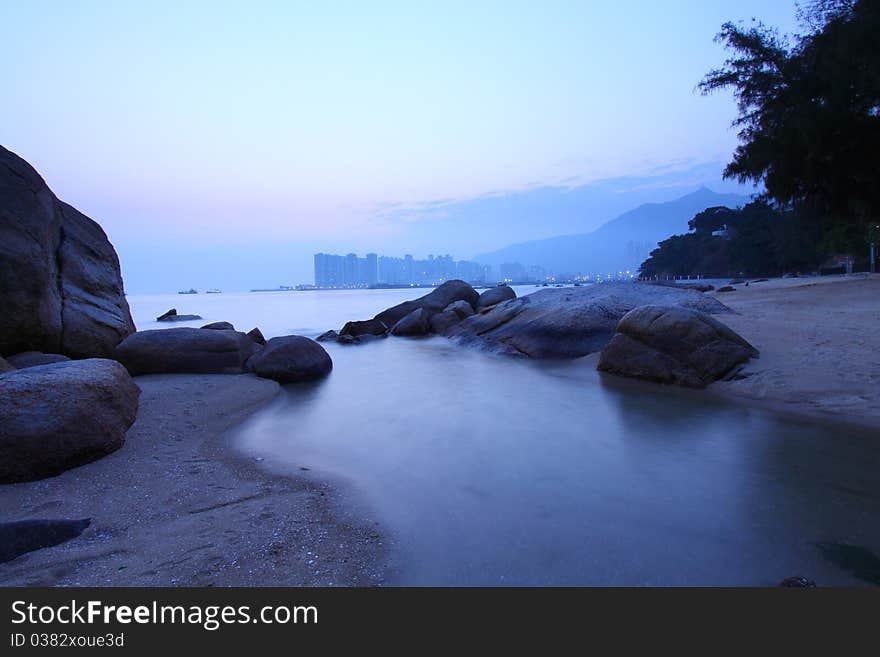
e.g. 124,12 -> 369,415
597,305 -> 758,387
0,146 -> 135,359
375,280 -> 479,329
114,328 -> 258,376
477,285 -> 516,310
445,300 -> 474,320
245,336 -> 332,383
447,282 -> 731,358
157,308 -> 202,322
429,310 -> 461,334
340,318 -> 388,338
201,321 -> 235,330
390,308 -> 431,336
5,352 -> 70,370
0,518 -> 91,563
246,327 -> 266,345
0,357 -> 13,374
316,330 -> 339,342
330,280 -> 480,341
0,359 -> 140,483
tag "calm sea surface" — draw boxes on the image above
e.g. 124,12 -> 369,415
128,287 -> 880,586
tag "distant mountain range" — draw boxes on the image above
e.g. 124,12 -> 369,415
472,187 -> 750,276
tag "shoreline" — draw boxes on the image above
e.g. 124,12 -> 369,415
705,274 -> 880,431
0,374 -> 392,586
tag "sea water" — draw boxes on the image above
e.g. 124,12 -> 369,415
128,287 -> 880,586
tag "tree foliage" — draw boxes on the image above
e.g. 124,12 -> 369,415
699,0 -> 880,236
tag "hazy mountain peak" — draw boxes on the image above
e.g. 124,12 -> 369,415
473,187 -> 750,277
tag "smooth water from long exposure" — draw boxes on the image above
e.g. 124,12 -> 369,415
129,288 -> 880,586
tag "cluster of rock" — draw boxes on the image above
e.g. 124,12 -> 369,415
328,278 -> 759,388
318,280 -> 516,344
0,146 -> 333,486
113,322 -> 332,384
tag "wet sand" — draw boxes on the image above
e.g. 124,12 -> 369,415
707,274 -> 880,429
0,374 -> 392,586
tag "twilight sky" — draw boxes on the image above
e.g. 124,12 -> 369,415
1,1 -> 799,291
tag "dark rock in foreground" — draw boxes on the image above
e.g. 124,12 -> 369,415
0,518 -> 91,563
157,308 -> 203,322
202,321 -> 235,330
0,145 -> 135,358
0,359 -> 140,483
390,308 -> 431,336
246,336 -> 332,383
246,327 -> 266,345
6,351 -> 70,370
477,285 -> 516,310
597,305 -> 758,387
114,328 -> 258,375
448,282 -> 731,358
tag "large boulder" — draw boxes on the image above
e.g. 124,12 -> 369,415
5,351 -> 70,370
0,146 -> 135,358
448,282 -> 731,358
597,305 -> 759,387
114,328 -> 258,375
429,310 -> 462,334
0,359 -> 140,483
477,285 -> 516,310
246,336 -> 332,383
390,308 -> 431,336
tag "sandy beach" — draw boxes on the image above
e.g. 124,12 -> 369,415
707,274 -> 880,429
0,374 -> 392,586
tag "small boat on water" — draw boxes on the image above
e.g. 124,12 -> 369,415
178,288 -> 197,295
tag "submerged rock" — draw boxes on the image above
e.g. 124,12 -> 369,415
316,330 -> 339,342
6,351 -> 71,370
156,308 -> 203,322
0,359 -> 140,483
0,518 -> 91,563
114,327 -> 258,375
448,282 -> 730,358
390,308 -> 431,336
246,335 -> 332,383
340,318 -> 388,338
201,321 -> 235,330
0,146 -> 135,358
476,285 -> 516,310
597,304 -> 758,387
